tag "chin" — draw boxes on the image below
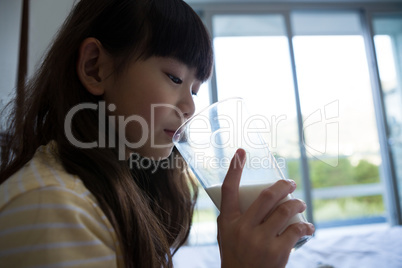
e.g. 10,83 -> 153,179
137,146 -> 174,161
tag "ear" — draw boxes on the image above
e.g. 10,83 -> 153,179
77,38 -> 112,96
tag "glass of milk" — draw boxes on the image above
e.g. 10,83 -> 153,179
173,97 -> 311,249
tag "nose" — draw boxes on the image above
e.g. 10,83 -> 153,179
177,90 -> 195,120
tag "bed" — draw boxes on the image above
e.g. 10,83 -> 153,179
173,224 -> 402,268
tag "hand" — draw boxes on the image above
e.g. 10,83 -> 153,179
217,149 -> 315,268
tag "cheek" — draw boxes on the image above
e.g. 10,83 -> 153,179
106,101 -> 149,143
123,107 -> 152,141
151,108 -> 167,125
151,105 -> 181,127
111,100 -> 172,141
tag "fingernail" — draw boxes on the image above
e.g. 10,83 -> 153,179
286,179 -> 297,188
236,149 -> 246,168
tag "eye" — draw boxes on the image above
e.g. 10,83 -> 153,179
167,74 -> 183,84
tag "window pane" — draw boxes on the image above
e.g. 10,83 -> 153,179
373,15 -> 402,220
190,15 -> 302,244
292,11 -> 362,35
213,14 -> 286,37
292,11 -> 386,226
190,13 -> 305,245
213,15 -> 304,197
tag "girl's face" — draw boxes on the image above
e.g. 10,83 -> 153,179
104,56 -> 201,160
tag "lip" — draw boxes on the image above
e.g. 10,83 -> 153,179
164,129 -> 176,138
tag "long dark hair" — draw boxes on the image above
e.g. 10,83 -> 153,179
0,0 -> 213,267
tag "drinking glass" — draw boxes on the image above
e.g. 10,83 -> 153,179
173,97 -> 311,249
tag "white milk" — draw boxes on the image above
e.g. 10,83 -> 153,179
205,183 -> 305,233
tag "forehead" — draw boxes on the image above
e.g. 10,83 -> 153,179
156,57 -> 186,69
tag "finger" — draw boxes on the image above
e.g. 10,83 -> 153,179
220,148 -> 246,215
262,198 -> 307,236
277,221 -> 315,251
243,179 -> 297,226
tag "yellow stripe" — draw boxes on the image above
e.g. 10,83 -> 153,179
0,142 -> 122,267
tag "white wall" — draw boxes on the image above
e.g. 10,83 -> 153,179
0,0 -> 22,107
28,0 -> 76,77
0,0 -> 75,111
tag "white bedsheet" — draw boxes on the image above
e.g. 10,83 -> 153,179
173,224 -> 402,268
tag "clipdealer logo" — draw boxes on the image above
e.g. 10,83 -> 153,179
64,101 -> 186,160
302,100 -> 340,167
63,99 -> 340,168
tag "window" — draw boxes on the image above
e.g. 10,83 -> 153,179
187,3 -> 402,245
292,11 -> 384,226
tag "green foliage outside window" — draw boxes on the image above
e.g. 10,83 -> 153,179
287,157 -> 380,188
192,157 -> 385,225
287,157 -> 384,222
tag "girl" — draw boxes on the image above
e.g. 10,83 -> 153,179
0,0 -> 314,267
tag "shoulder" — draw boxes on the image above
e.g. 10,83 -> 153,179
0,142 -> 122,267
0,141 -> 93,207
0,141 -> 105,208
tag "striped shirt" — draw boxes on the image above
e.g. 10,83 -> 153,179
0,142 -> 124,267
